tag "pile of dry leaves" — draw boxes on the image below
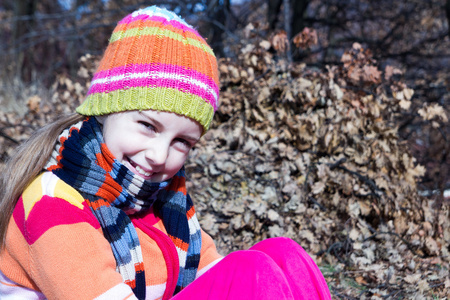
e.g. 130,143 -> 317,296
189,29 -> 449,298
0,29 -> 448,299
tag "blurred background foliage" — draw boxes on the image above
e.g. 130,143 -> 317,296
1,0 -> 448,201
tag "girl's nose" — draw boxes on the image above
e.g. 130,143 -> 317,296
145,142 -> 169,167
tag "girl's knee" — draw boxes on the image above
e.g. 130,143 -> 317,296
189,250 -> 295,299
251,237 -> 305,253
268,237 -> 299,247
223,250 -> 275,268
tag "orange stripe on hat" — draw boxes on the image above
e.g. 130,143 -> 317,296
96,35 -> 218,81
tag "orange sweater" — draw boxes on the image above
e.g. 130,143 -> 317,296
0,172 -> 222,299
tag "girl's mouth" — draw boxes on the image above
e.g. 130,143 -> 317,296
135,165 -> 152,177
125,157 -> 153,178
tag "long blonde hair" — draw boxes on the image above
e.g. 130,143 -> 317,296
0,113 -> 85,248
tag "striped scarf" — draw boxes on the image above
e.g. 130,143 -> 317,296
45,117 -> 202,299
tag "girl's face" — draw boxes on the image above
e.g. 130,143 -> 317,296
98,110 -> 202,182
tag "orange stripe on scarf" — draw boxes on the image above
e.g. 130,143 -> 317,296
96,174 -> 123,202
170,235 -> 190,252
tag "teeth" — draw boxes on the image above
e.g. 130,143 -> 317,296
135,165 -> 152,177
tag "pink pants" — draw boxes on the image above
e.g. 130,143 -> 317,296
173,237 -> 332,299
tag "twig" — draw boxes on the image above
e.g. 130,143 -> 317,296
0,130 -> 19,144
429,282 -> 445,288
327,157 -> 385,199
328,157 -> 347,169
331,287 -> 359,300
381,288 -> 404,299
363,231 -> 426,258
308,196 -> 327,211
216,149 -> 272,162
337,165 -> 384,199
254,68 -> 272,81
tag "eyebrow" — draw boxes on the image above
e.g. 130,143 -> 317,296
139,111 -> 163,128
138,111 -> 200,143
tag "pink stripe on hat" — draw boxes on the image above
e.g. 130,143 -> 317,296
92,63 -> 219,95
88,79 -> 217,110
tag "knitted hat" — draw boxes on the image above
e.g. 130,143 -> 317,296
76,6 -> 219,132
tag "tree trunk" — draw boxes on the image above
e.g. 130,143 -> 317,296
446,0 -> 450,38
206,0 -> 231,57
268,0 -> 310,36
291,0 -> 310,36
12,0 -> 37,82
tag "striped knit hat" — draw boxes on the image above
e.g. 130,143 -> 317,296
76,6 -> 219,132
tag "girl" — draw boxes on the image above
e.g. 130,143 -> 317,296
0,6 -> 331,300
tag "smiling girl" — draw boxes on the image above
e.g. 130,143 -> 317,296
98,110 -> 202,183
0,6 -> 331,300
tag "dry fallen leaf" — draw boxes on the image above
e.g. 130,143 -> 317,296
27,96 -> 41,112
293,27 -> 318,49
271,31 -> 289,53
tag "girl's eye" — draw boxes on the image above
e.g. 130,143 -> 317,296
174,138 -> 192,150
138,121 -> 156,132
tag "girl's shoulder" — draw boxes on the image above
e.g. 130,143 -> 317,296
22,171 -> 86,210
11,172 -> 100,246
14,171 -> 99,239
